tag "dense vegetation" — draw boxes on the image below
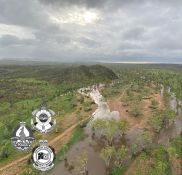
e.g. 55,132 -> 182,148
107,64 -> 182,100
0,64 -> 117,85
0,64 -> 117,166
0,63 -> 181,175
97,64 -> 182,175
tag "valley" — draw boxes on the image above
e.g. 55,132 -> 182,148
0,64 -> 181,175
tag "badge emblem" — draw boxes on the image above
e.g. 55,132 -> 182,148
31,105 -> 56,133
32,140 -> 55,171
11,122 -> 35,152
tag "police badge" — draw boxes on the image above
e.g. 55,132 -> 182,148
32,140 -> 55,171
31,105 -> 56,133
11,122 -> 35,152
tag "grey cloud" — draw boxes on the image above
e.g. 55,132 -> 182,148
119,41 -> 142,50
39,0 -> 107,9
0,0 -> 50,28
152,37 -> 182,50
0,35 -> 21,46
0,0 -> 182,63
122,26 -> 146,41
39,0 -> 182,10
79,37 -> 101,47
0,34 -> 34,47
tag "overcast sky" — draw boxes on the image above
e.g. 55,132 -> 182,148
0,0 -> 182,63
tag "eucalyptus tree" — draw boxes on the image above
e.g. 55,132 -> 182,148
75,152 -> 88,175
92,119 -> 118,146
100,146 -> 115,171
131,143 -> 138,157
142,131 -> 153,150
114,145 -> 128,168
93,118 -> 129,146
130,104 -> 142,117
92,118 -> 107,137
162,108 -> 176,127
149,113 -> 163,133
104,119 -> 118,146
117,119 -> 129,137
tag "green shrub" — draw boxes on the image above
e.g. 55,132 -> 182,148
130,105 -> 142,117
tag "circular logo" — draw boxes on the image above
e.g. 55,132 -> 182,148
11,122 -> 35,152
32,140 -> 55,171
39,113 -> 49,123
31,105 -> 56,133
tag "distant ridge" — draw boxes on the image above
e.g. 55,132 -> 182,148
0,59 -> 61,65
0,59 -> 181,65
98,61 -> 182,64
0,64 -> 118,85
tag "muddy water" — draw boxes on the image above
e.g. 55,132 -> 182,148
125,86 -> 182,150
51,86 -> 182,175
157,86 -> 182,145
51,87 -> 142,175
165,86 -> 181,115
51,88 -> 111,175
51,126 -> 106,175
157,116 -> 182,145
178,100 -> 182,116
170,92 -> 178,113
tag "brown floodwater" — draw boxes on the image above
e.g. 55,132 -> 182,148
50,126 -> 106,175
157,115 -> 182,145
50,87 -> 182,175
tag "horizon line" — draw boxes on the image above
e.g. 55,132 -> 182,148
0,59 -> 182,65
97,61 -> 182,64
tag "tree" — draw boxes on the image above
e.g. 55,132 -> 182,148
151,98 -> 159,109
92,118 -> 106,136
92,119 -> 118,146
100,146 -> 115,170
150,108 -> 176,132
114,145 -> 128,168
130,104 -> 142,117
167,146 -> 177,161
93,118 -> 128,146
2,126 -> 10,139
155,161 -> 167,175
142,131 -> 153,150
162,108 -> 176,127
0,144 -> 9,160
61,144 -> 69,160
149,113 -> 163,132
117,119 -> 129,137
75,152 -> 88,175
131,143 -> 138,156
104,120 -> 118,146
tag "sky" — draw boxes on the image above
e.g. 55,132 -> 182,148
0,0 -> 182,63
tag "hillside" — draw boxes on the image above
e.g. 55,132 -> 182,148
0,64 -> 117,85
56,65 -> 118,83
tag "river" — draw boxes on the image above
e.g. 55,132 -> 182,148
158,85 -> 182,144
51,87 -> 144,175
51,87 -> 109,175
51,85 -> 182,175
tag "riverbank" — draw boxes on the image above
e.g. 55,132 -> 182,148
51,83 -> 182,175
